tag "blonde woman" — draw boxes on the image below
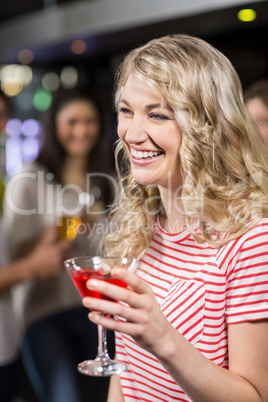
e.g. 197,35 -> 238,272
83,34 -> 268,402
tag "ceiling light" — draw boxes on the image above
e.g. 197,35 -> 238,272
237,9 -> 257,22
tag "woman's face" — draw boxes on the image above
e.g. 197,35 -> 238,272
246,96 -> 268,149
117,75 -> 182,190
56,99 -> 100,157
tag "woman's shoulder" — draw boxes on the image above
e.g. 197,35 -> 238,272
218,217 -> 268,259
215,217 -> 268,277
241,216 -> 268,242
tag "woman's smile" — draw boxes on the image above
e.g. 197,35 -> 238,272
130,147 -> 164,166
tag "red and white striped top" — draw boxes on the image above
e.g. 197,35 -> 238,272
116,218 -> 268,402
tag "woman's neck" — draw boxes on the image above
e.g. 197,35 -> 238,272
62,155 -> 88,190
158,186 -> 187,234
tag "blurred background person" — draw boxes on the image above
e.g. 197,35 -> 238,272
4,86 -> 115,402
0,86 -> 20,402
0,89 -> 10,213
0,90 -> 9,131
245,79 -> 268,149
0,228 -> 70,402
0,89 -> 70,402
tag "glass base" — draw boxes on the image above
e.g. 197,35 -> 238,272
77,359 -> 128,377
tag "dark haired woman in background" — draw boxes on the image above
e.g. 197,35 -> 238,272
4,86 -> 115,402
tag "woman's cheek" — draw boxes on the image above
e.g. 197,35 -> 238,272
56,123 -> 70,143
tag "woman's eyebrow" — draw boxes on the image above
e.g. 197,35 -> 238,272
119,99 -> 172,111
145,103 -> 173,112
118,99 -> 130,106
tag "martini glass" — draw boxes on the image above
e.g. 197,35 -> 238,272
64,256 -> 138,376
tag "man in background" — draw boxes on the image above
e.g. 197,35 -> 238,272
245,79 -> 268,149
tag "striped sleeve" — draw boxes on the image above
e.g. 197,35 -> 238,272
225,223 -> 268,324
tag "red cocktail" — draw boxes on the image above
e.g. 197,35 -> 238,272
64,256 -> 138,377
71,269 -> 127,300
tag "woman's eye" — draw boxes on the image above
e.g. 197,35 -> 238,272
119,107 -> 132,115
86,118 -> 98,125
149,113 -> 169,121
68,119 -> 77,125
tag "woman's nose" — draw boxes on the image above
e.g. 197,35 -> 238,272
125,117 -> 148,144
73,122 -> 87,136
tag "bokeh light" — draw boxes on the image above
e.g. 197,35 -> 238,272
237,9 -> 257,22
6,138 -> 23,176
71,40 -> 87,54
6,119 -> 22,137
60,66 -> 78,88
21,119 -> 40,137
79,192 -> 95,207
2,79 -> 23,96
33,88 -> 52,111
22,138 -> 39,162
42,72 -> 60,91
1,64 -> 32,85
17,49 -> 34,64
20,65 -> 33,86
0,64 -> 32,96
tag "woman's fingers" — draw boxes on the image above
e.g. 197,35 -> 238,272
82,296 -> 147,324
83,269 -> 170,353
111,268 -> 149,294
87,310 -> 146,337
85,268 -> 150,308
83,268 -> 160,344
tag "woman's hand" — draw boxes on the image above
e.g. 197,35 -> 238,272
82,267 -> 173,355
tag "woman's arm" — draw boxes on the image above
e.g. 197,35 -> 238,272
3,168 -> 40,259
107,364 -> 124,402
155,318 -> 268,402
0,258 -> 36,292
0,227 -> 70,293
83,268 -> 268,402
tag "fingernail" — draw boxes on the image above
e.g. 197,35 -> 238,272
89,312 -> 98,321
82,297 -> 90,304
88,279 -> 97,288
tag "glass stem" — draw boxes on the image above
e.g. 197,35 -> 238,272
96,317 -> 110,363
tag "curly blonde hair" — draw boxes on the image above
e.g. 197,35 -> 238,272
104,34 -> 268,258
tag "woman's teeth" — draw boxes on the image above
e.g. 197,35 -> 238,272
132,149 -> 162,159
